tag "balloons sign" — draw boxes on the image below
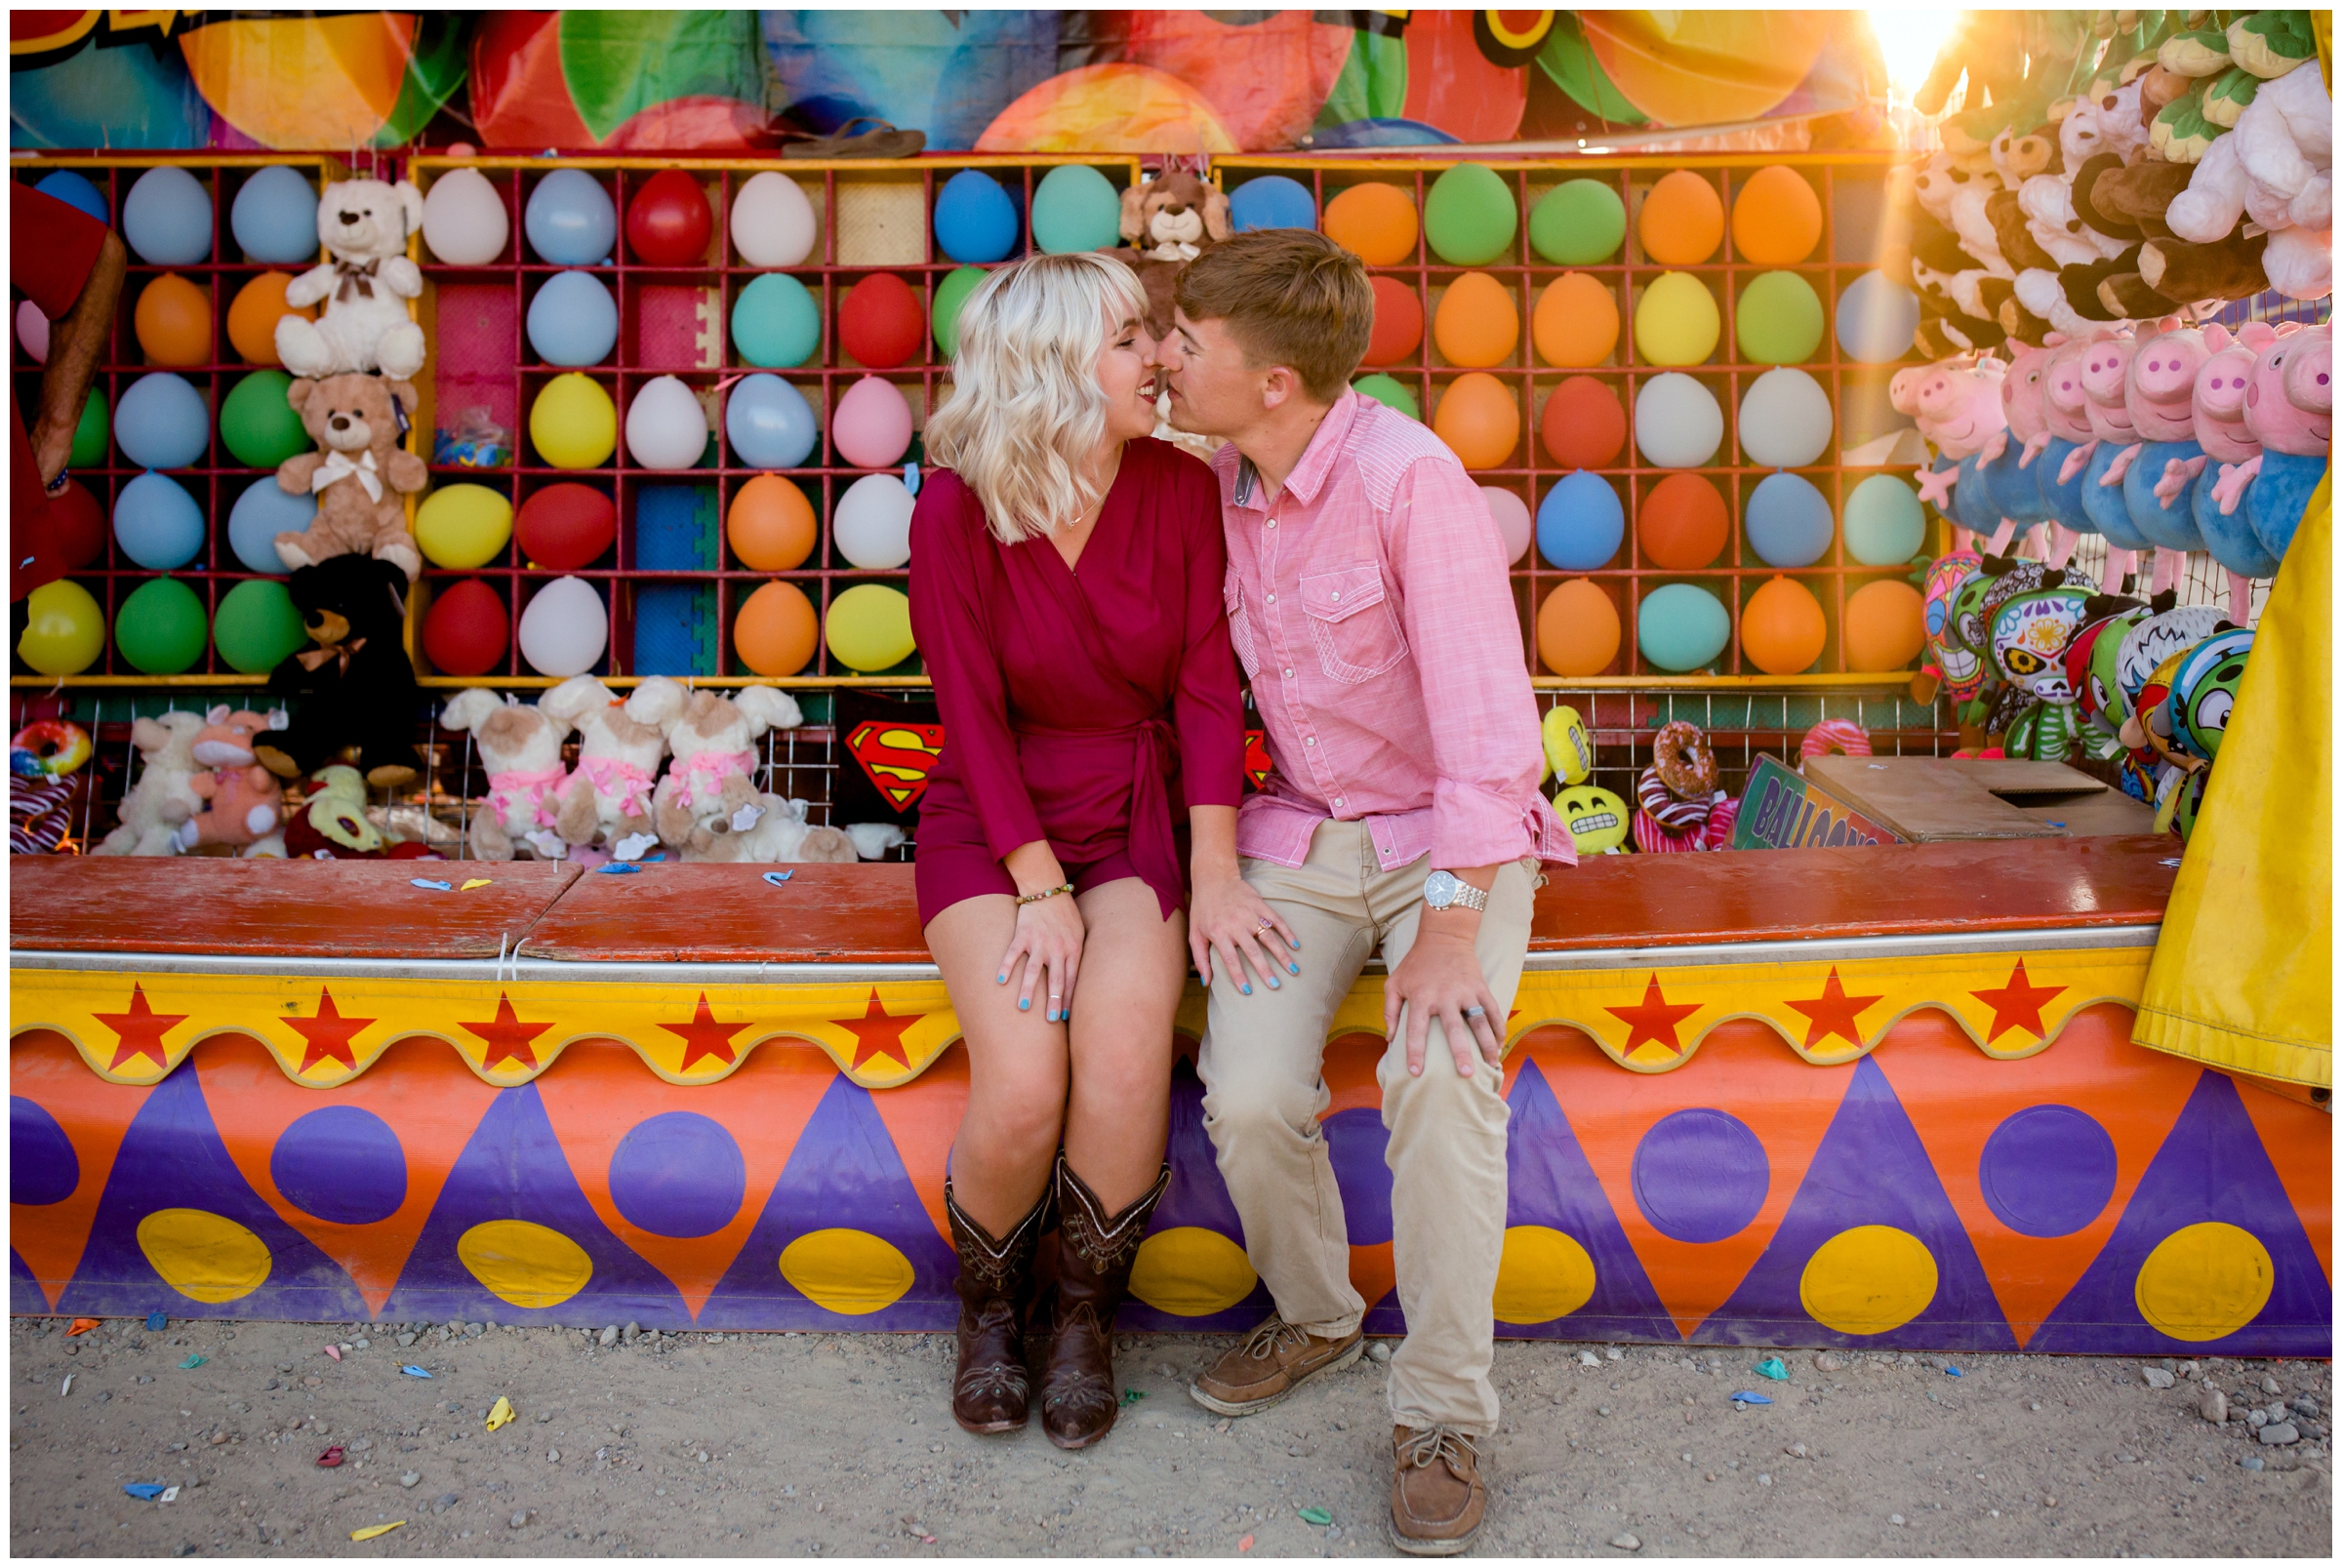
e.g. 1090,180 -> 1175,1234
112,471 -> 205,570
1739,367 -> 1834,468
825,583 -> 915,671
626,169 -> 712,265
213,579 -> 306,674
135,274 -> 211,367
1836,271 -> 1920,364
1634,374 -> 1721,467
525,169 -> 617,266
1364,276 -> 1424,367
35,170 -> 108,225
1433,272 -> 1517,368
1322,182 -> 1417,266
725,375 -> 820,469
1353,374 -> 1420,421
1031,164 -> 1121,254
515,484 -> 616,571
1741,576 -> 1827,675
227,476 -> 313,574
1845,579 -> 1925,671
228,272 -> 311,365
1530,180 -> 1625,265
931,266 -> 987,360
115,373 -> 210,469
1746,471 -> 1835,567
1735,271 -> 1825,365
733,272 -> 822,369
933,170 -> 1019,264
229,165 -> 319,264
626,376 -> 710,470
839,273 -> 924,369
727,473 -> 818,570
18,578 -> 105,676
833,473 -> 915,569
1541,377 -> 1626,468
730,171 -> 817,267
735,581 -> 819,676
1729,166 -> 1822,265
1843,475 -> 1926,565
415,484 -> 514,570
123,165 -> 213,265
1532,273 -> 1618,368
1537,579 -> 1620,676
1537,472 -> 1624,570
528,271 -> 619,366
1636,583 -> 1730,672
517,576 -> 608,677
531,374 -> 617,469
1230,175 -> 1314,232
1637,171 -> 1722,265
114,576 -> 209,675
423,578 -> 510,677
1637,473 -> 1728,571
1633,272 -> 1718,366
1481,486 -> 1532,564
831,376 -> 912,468
220,370 -> 310,468
1424,163 -> 1515,266
422,167 -> 510,265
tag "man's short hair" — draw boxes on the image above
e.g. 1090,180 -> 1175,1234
1174,228 -> 1373,404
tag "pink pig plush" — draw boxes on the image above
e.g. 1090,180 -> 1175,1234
1989,340 -> 2056,466
1910,356 -> 2007,509
2126,321 -> 2206,445
2210,322 -> 2331,567
2079,332 -> 2142,466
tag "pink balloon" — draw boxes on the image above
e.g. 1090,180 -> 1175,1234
1480,485 -> 1532,565
16,301 -> 49,364
830,376 -> 913,469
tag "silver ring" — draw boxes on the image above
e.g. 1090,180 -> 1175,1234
1463,1006 -> 1486,1018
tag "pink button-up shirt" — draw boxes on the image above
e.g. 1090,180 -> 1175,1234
1215,389 -> 1574,873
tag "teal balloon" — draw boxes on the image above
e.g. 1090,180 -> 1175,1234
115,373 -> 210,469
732,273 -> 822,368
229,165 -> 319,264
113,576 -> 209,675
931,266 -> 988,359
1352,373 -> 1419,421
112,471 -> 205,570
1529,180 -> 1626,264
220,371 -> 312,468
1636,583 -> 1730,672
213,579 -> 308,673
122,165 -> 212,265
1031,165 -> 1122,254
1843,474 -> 1926,565
1424,163 -> 1517,265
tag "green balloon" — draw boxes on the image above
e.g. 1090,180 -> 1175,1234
732,272 -> 821,369
212,578 -> 307,673
69,388 -> 108,468
1352,373 -> 1420,421
1529,180 -> 1627,265
113,576 -> 209,675
221,371 -> 312,467
1423,163 -> 1517,266
931,265 -> 988,360
1031,164 -> 1123,255
1735,271 -> 1826,366
1842,475 -> 1926,565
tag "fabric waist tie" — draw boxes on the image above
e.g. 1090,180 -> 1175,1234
1013,715 -> 1180,918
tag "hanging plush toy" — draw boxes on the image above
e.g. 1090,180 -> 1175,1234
652,687 -> 808,854
173,705 -> 289,857
1542,704 -> 1594,786
1978,558 -> 2100,761
1913,548 -> 1985,707
276,178 -> 428,380
2167,626 -> 2255,767
440,683 -> 587,862
551,676 -> 689,860
2188,322 -> 2284,581
2208,322 -> 2332,567
2114,318 -> 2211,559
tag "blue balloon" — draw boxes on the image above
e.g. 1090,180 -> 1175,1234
122,165 -> 213,266
1535,471 -> 1624,570
112,471 -> 206,570
524,169 -> 618,267
1231,175 -> 1316,232
1636,583 -> 1731,672
1834,270 -> 1919,365
527,271 -> 620,367
1745,471 -> 1834,568
932,170 -> 1020,264
34,171 -> 108,225
227,477 -> 316,575
724,374 -> 819,469
114,373 -> 210,470
229,165 -> 319,264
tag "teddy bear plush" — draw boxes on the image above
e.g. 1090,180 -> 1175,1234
275,177 -> 428,381
651,687 -> 804,852
678,791 -> 860,864
273,374 -> 425,581
1118,169 -> 1231,339
552,675 -> 689,857
439,682 -> 589,861
90,711 -> 206,857
171,705 -> 289,857
253,554 -> 421,788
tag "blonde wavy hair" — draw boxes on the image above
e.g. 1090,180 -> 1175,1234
922,251 -> 1151,545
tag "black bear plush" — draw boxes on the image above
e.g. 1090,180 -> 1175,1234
253,555 -> 421,787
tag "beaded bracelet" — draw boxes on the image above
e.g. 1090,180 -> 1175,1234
1015,882 -> 1074,906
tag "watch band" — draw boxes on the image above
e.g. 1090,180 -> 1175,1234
1441,881 -> 1490,912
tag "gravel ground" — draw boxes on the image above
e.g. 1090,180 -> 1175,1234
9,1314 -> 2330,1557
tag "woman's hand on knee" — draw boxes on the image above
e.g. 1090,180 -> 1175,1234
1188,867 -> 1299,997
998,893 -> 1085,1023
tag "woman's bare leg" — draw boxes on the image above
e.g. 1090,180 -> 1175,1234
1062,877 -> 1190,1211
927,894 -> 1068,1235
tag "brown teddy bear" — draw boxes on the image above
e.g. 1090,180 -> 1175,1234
273,374 -> 426,582
1117,169 -> 1231,340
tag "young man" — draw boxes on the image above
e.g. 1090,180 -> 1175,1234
1155,228 -> 1573,1554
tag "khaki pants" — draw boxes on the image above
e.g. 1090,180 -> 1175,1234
1196,818 -> 1537,1435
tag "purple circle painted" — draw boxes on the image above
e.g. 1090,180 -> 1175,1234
271,1106 -> 407,1226
1322,1107 -> 1393,1246
13,1096 -> 78,1205
1978,1105 -> 2116,1237
609,1112 -> 746,1239
1633,1108 -> 1768,1243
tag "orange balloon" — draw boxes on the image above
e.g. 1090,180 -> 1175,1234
226,272 -> 312,365
1322,181 -> 1419,267
1431,372 -> 1520,469
1741,576 -> 1828,674
1730,164 -> 1824,265
727,474 -> 819,571
734,581 -> 820,676
1844,578 -> 1925,671
1540,376 -> 1625,468
1531,272 -> 1619,368
1637,170 -> 1724,266
1433,272 -> 1518,368
134,274 -> 212,367
1537,579 -> 1621,676
1636,472 -> 1728,570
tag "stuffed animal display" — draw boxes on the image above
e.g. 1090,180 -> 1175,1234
90,711 -> 206,857
276,177 -> 429,380
553,676 -> 688,858
439,678 -> 609,862
254,555 -> 422,788
1118,169 -> 1231,340
273,375 -> 427,580
649,686 -> 856,864
172,705 -> 290,857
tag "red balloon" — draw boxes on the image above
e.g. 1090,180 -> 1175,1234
625,169 -> 713,266
49,479 -> 106,570
1363,275 -> 1424,367
514,483 -> 616,571
423,578 -> 510,677
838,273 -> 925,369
1541,376 -> 1626,468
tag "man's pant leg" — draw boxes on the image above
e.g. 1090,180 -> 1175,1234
1197,822 -> 1381,1338
1367,856 -> 1538,1436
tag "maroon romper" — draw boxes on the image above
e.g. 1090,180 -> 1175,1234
908,436 -> 1245,927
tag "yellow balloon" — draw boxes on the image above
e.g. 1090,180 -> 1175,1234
824,583 -> 915,672
17,579 -> 105,676
1632,271 -> 1720,367
529,373 -> 617,469
414,484 -> 514,570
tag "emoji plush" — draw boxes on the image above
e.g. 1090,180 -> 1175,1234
1554,784 -> 1629,856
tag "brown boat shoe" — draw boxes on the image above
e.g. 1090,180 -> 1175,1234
1187,1316 -> 1363,1417
1389,1425 -> 1486,1556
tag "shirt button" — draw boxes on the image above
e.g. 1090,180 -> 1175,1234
1266,593 -> 1275,604
1282,667 -> 1294,678
1266,518 -> 1277,528
1333,797 -> 1345,808
1329,591 -> 1340,601
1305,737 -> 1316,746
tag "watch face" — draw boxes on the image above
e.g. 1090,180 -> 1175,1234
1424,869 -> 1460,906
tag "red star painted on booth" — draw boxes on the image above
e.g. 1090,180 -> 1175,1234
1784,967 -> 1885,1049
661,992 -> 750,1072
831,988 -> 918,1072
283,987 -> 377,1074
1603,974 -> 1704,1057
1969,958 -> 2067,1043
458,992 -> 554,1071
92,985 -> 187,1071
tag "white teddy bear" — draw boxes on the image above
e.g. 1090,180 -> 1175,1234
91,712 -> 206,857
276,178 -> 429,381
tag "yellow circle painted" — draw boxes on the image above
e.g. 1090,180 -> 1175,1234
1128,1226 -> 1258,1316
1799,1225 -> 1938,1336
2133,1222 -> 2275,1343
1492,1225 -> 1597,1324
457,1220 -> 594,1310
780,1228 -> 915,1315
137,1208 -> 273,1305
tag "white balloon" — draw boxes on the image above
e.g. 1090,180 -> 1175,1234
1479,485 -> 1532,565
517,576 -> 608,677
731,171 -> 818,267
422,168 -> 510,266
833,472 -> 915,569
1738,367 -> 1834,468
625,376 -> 710,470
15,301 -> 49,364
1634,373 -> 1723,468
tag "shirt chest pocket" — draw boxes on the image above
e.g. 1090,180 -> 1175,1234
1300,563 -> 1408,683
1223,564 -> 1261,679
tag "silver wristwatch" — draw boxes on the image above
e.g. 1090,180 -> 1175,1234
1422,869 -> 1489,913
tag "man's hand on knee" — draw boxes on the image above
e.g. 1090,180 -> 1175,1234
1384,930 -> 1505,1079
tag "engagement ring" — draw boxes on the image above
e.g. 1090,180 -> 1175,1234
1463,1006 -> 1486,1018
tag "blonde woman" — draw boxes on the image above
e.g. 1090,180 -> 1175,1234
910,252 -> 1280,1448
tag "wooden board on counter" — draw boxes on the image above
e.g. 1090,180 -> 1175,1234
513,863 -> 924,964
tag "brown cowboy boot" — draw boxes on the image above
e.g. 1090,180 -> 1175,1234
945,1180 -> 1048,1435
1037,1155 -> 1169,1450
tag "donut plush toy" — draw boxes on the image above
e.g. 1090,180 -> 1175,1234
1799,719 -> 1872,764
1633,721 -> 1733,852
11,721 -> 92,779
